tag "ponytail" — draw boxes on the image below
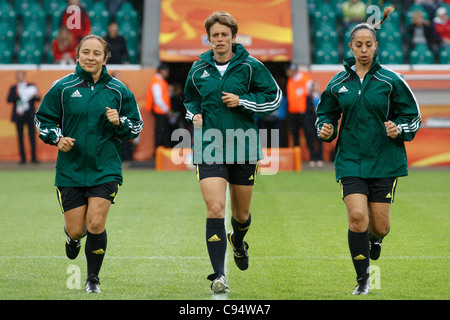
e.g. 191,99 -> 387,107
350,5 -> 395,41
374,5 -> 395,30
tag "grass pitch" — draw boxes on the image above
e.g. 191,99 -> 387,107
0,166 -> 448,301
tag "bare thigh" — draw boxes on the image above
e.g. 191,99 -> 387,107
86,197 -> 112,234
64,205 -> 87,240
344,193 -> 369,232
199,177 -> 228,219
368,202 -> 391,238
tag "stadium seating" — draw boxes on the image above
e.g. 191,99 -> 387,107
308,1 -> 449,65
17,41 -> 43,64
314,22 -> 339,49
88,1 -> 110,37
0,21 -> 15,49
116,2 -> 140,64
116,1 -> 139,29
380,43 -> 405,64
315,41 -> 340,64
0,41 -> 13,64
0,0 -> 445,66
409,43 -> 434,64
439,44 -> 450,64
377,22 -> 402,48
0,0 -> 142,65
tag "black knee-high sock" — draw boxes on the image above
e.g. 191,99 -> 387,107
231,214 -> 251,249
348,229 -> 370,278
206,218 -> 226,276
85,230 -> 107,279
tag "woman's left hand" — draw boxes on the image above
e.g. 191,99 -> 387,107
384,120 -> 399,139
106,107 -> 121,127
222,92 -> 239,108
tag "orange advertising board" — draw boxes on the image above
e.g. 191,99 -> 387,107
155,146 -> 302,172
159,0 -> 293,62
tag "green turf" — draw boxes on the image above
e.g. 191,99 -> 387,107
0,168 -> 448,300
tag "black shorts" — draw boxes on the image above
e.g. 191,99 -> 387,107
56,181 -> 119,213
339,177 -> 398,203
196,162 -> 258,186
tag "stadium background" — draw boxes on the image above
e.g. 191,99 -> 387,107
0,0 -> 449,168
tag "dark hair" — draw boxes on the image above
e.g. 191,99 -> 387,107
350,5 -> 395,42
204,11 -> 238,41
157,63 -> 170,73
76,35 -> 111,61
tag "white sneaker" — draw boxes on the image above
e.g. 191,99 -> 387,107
208,273 -> 229,294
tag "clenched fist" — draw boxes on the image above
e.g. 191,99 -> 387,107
106,107 -> 121,127
319,123 -> 334,140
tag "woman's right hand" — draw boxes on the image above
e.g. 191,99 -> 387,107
57,137 -> 76,152
319,123 -> 334,140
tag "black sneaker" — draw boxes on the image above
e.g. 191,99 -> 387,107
85,276 -> 101,293
369,233 -> 382,260
65,236 -> 81,260
207,273 -> 228,294
227,230 -> 249,270
352,274 -> 370,295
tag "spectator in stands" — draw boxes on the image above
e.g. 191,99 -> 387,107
61,0 -> 91,43
7,70 -> 40,164
434,6 -> 450,45
415,0 -> 440,19
342,0 -> 367,30
52,26 -> 77,64
105,0 -> 126,19
104,21 -> 130,64
285,63 -> 312,147
145,64 -> 172,149
407,10 -> 436,52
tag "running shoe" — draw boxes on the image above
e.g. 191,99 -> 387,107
65,236 -> 81,260
227,230 -> 249,271
352,275 -> 370,295
85,276 -> 101,293
369,233 -> 382,260
207,273 -> 229,294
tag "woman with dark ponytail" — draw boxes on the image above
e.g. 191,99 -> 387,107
316,6 -> 421,295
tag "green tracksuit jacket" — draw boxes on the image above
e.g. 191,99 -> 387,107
35,64 -> 143,187
184,43 -> 282,164
316,55 -> 421,181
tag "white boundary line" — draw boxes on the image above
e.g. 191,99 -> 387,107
1,255 -> 448,260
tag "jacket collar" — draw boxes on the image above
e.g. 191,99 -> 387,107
75,63 -> 111,84
199,43 -> 249,67
343,54 -> 381,75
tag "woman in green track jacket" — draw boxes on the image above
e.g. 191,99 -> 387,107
35,35 -> 143,293
183,11 -> 281,294
316,18 -> 421,295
